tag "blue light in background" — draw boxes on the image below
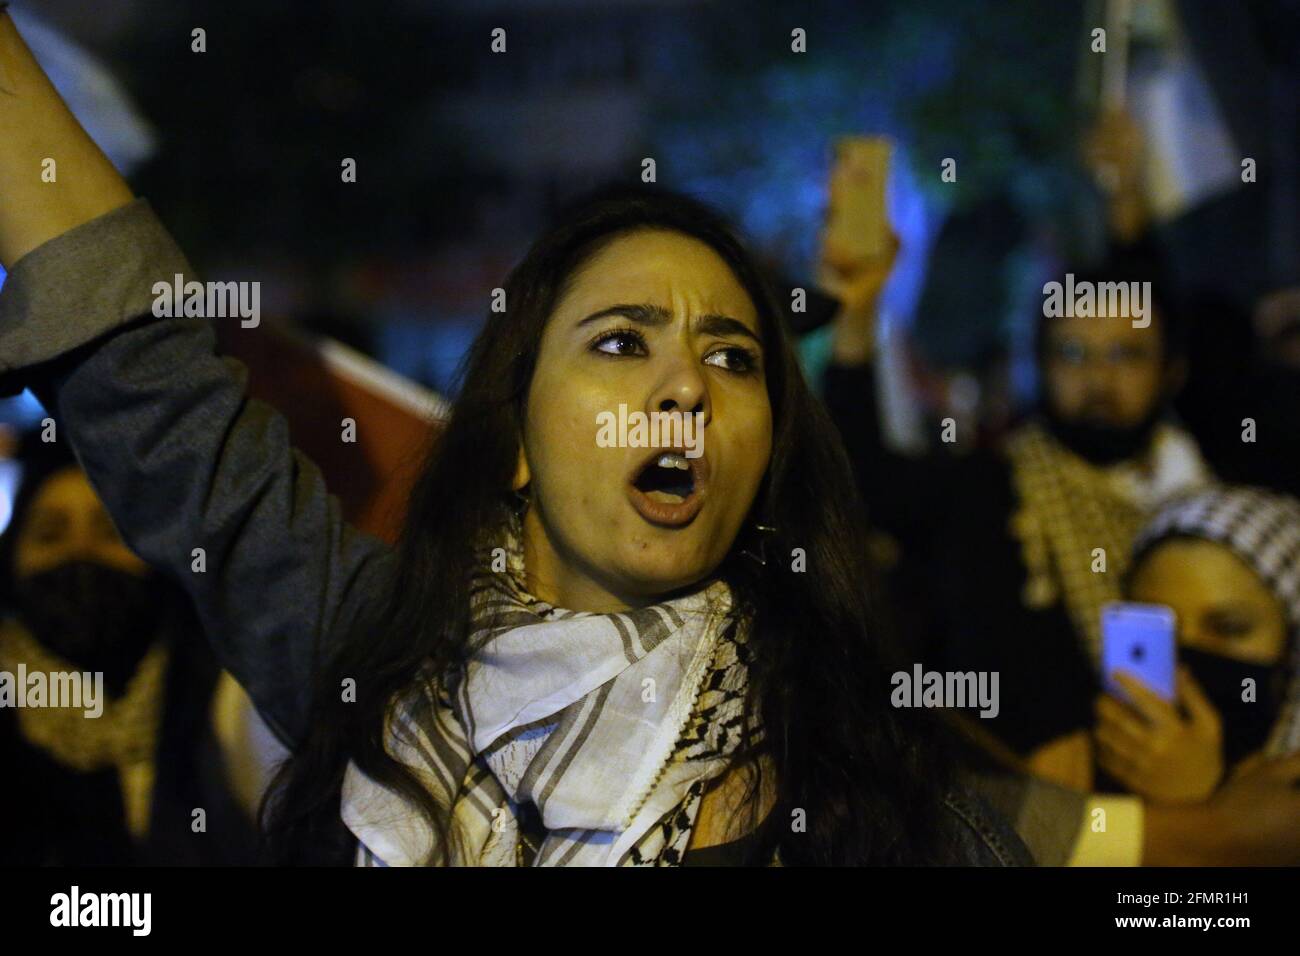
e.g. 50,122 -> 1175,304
0,389 -> 51,536
0,390 -> 49,431
0,459 -> 19,536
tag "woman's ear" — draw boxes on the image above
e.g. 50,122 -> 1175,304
511,444 -> 531,492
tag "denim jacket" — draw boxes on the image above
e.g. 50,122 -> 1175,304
0,200 -> 1033,866
941,786 -> 1035,866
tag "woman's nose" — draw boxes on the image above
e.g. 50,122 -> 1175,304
646,356 -> 710,429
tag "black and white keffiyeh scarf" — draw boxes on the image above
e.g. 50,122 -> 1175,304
340,516 -> 756,866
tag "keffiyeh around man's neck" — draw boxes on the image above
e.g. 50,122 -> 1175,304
1007,419 -> 1212,664
340,512 -> 752,866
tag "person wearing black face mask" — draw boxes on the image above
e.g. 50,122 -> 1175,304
0,434 -> 258,865
821,228 -> 1213,781
1176,647 -> 1285,769
1093,486 -> 1300,804
13,560 -> 167,697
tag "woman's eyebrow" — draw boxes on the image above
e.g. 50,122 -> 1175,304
576,303 -> 672,328
576,303 -> 761,345
696,313 -> 761,346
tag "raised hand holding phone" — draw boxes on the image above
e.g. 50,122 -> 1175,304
817,135 -> 897,364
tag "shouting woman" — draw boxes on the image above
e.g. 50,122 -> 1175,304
0,7 -> 1025,866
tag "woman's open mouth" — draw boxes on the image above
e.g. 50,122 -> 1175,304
626,449 -> 708,527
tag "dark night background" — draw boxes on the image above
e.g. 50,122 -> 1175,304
3,0 -> 1297,402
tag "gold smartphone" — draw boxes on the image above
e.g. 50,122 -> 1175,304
824,135 -> 891,262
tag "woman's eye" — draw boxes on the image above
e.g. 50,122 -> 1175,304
1206,612 -> 1255,638
704,346 -> 758,373
591,329 -> 646,356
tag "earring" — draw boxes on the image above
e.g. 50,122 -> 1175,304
511,486 -> 530,519
739,523 -> 778,567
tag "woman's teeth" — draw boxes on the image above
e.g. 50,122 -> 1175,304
627,451 -> 705,525
633,452 -> 696,503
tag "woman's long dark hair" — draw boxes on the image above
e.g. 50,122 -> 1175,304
263,182 -> 956,865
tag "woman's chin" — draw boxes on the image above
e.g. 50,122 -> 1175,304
611,552 -> 722,601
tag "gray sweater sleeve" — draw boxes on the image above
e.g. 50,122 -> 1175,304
0,198 -> 396,750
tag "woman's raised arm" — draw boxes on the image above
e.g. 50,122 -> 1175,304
0,8 -> 396,749
0,9 -> 133,263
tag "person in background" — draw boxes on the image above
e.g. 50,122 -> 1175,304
1084,107 -> 1300,503
1095,485 -> 1300,801
0,432 -> 260,865
980,485 -> 1300,866
821,225 -> 1210,790
820,218 -> 1300,865
1172,286 -> 1300,503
